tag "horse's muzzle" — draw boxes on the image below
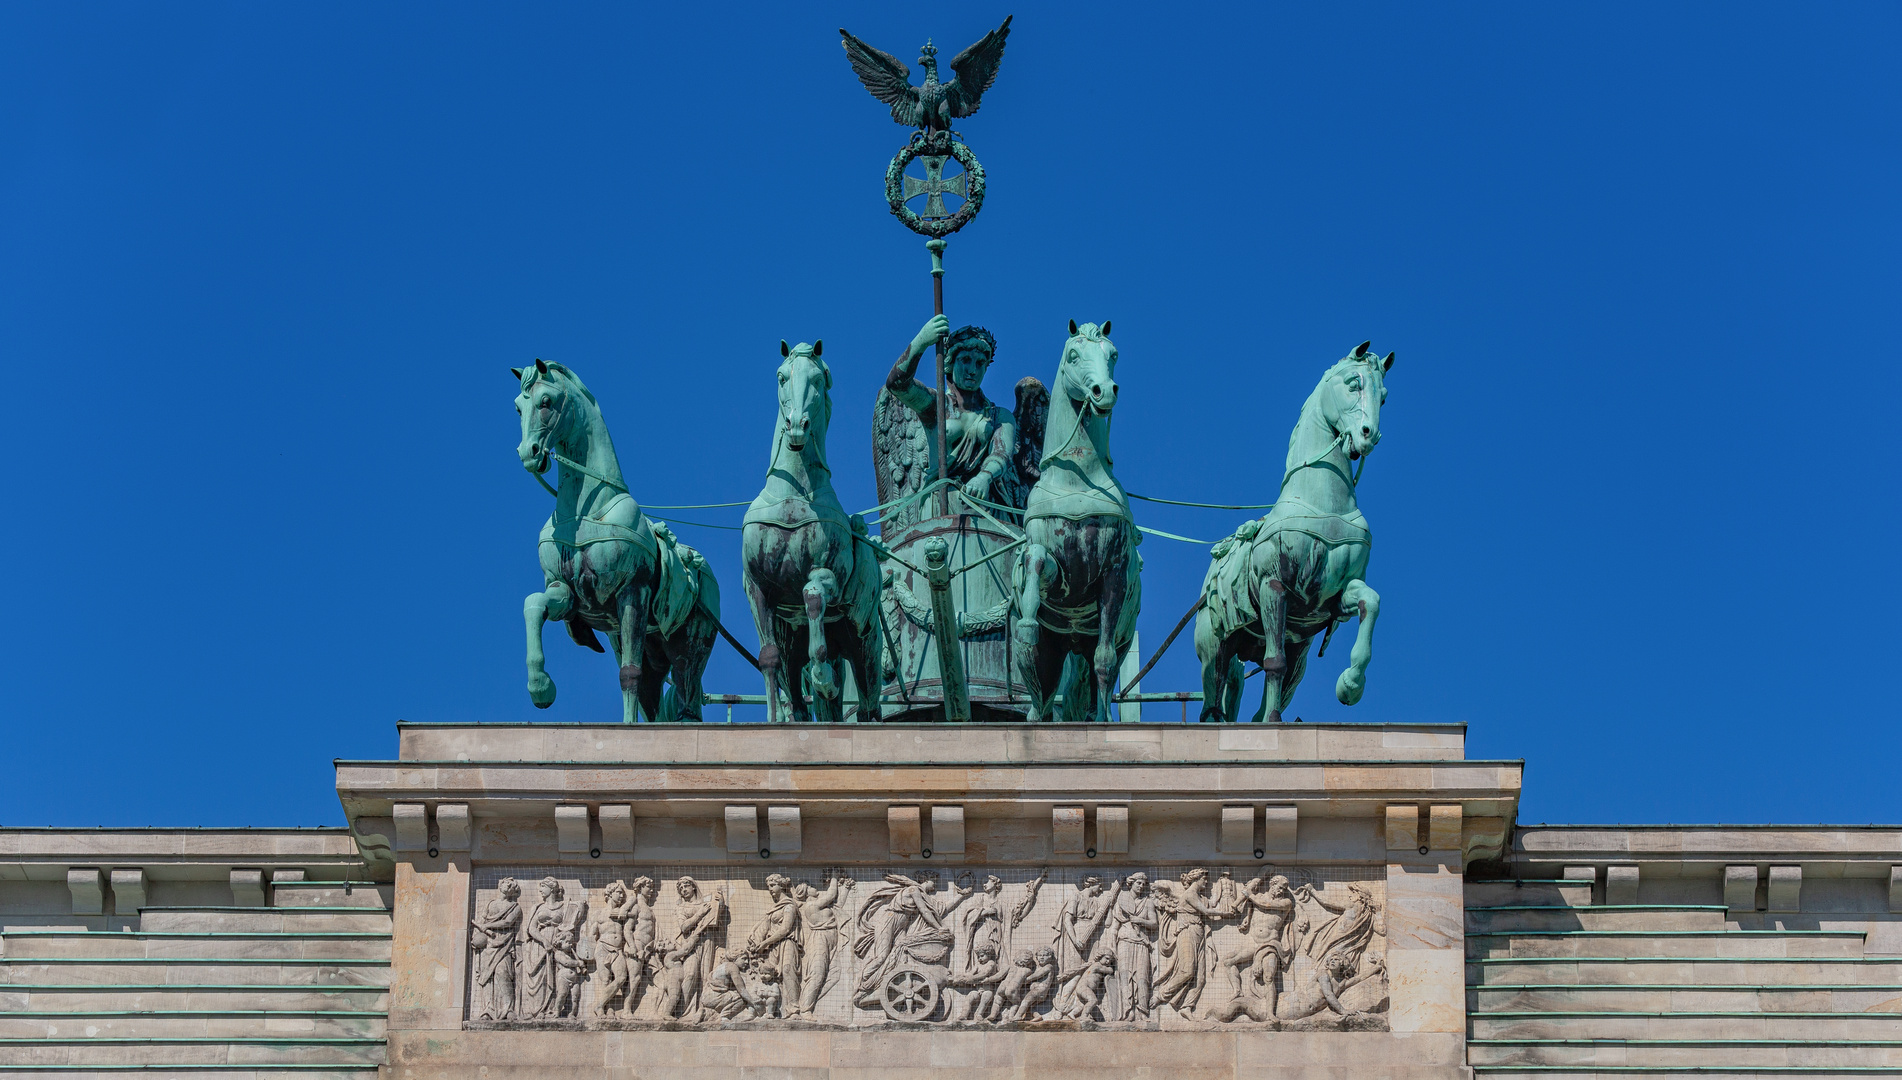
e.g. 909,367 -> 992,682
520,444 -> 550,474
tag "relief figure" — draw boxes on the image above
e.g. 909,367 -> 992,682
1108,872 -> 1157,1021
1152,868 -> 1219,1016
744,873 -> 803,1014
1051,874 -> 1121,1013
658,877 -> 725,1019
792,870 -> 855,1018
521,878 -> 586,1019
468,877 -> 522,1021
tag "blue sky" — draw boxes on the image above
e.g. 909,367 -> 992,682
2,3 -> 1896,829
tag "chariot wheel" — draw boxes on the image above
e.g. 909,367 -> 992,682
879,966 -> 940,1021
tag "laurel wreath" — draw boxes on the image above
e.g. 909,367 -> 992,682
885,135 -> 986,239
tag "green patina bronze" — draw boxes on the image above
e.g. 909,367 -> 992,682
513,360 -> 720,723
1195,342 -> 1393,723
1010,321 -> 1143,723
741,341 -> 885,723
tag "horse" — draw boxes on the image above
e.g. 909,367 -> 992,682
1194,341 -> 1393,723
741,340 -> 883,723
1010,320 -> 1142,723
514,359 -> 721,723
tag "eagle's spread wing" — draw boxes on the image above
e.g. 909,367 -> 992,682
945,15 -> 1013,119
839,28 -> 921,127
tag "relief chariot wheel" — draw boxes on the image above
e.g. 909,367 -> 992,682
878,965 -> 941,1021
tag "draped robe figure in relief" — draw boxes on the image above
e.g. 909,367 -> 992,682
468,877 -> 522,1021
658,877 -> 725,1020
521,878 -> 583,1019
873,315 -> 1050,531
1152,867 -> 1220,1015
791,871 -> 854,1018
744,874 -> 803,1014
1108,872 -> 1158,1021
1298,882 -> 1380,968
1051,875 -> 1121,1013
852,869 -> 972,1018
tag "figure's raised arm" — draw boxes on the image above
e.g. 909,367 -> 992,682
887,314 -> 950,413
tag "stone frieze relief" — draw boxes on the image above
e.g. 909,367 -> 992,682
467,865 -> 1388,1030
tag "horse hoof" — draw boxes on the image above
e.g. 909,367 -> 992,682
528,674 -> 556,708
1335,670 -> 1365,706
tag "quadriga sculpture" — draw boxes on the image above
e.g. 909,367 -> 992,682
1196,342 -> 1392,722
1011,320 -> 1142,723
742,341 -> 884,723
513,360 -> 720,723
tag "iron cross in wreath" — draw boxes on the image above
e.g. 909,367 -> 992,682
841,17 -> 1011,238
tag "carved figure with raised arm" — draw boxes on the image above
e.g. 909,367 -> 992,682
1058,948 -> 1117,1021
791,870 -> 854,1018
1152,868 -> 1219,1015
591,880 -> 636,1017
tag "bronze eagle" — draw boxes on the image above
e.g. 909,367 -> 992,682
839,16 -> 1013,135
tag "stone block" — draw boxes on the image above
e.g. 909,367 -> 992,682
1767,864 -> 1802,912
1052,807 -> 1086,854
769,805 -> 803,855
1260,805 -> 1296,855
1724,864 -> 1760,912
556,804 -> 592,855
1605,864 -> 1640,905
1427,803 -> 1460,852
929,805 -> 963,856
109,867 -> 146,914
724,805 -> 760,855
1891,865 -> 1902,913
888,806 -> 921,856
1095,805 -> 1129,855
1218,805 -> 1254,854
599,804 -> 634,854
1562,865 -> 1596,882
435,803 -> 471,851
66,867 -> 103,915
393,802 -> 429,852
1386,804 -> 1420,851
272,867 -> 307,882
229,868 -> 266,907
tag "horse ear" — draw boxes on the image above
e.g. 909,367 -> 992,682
510,367 -> 522,380
1068,319 -> 1079,335
535,358 -> 550,375
1353,341 -> 1371,358
1382,351 -> 1395,372
1100,320 -> 1111,336
812,340 -> 823,358
780,340 -> 791,358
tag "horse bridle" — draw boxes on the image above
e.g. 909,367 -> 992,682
523,370 -> 628,499
1280,362 -> 1378,492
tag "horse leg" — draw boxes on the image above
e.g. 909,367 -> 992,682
616,583 -> 654,725
1334,580 -> 1381,706
1013,544 -> 1054,720
839,618 -> 879,724
524,580 -> 574,708
802,569 -> 842,724
1257,577 -> 1290,723
638,634 -> 668,722
1197,610 -> 1235,723
664,620 -> 713,723
1260,636 -> 1313,721
1093,556 -> 1132,724
743,568 -> 789,724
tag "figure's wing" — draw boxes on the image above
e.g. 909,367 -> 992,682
945,15 -> 1013,119
840,28 -> 922,127
1012,376 -> 1049,490
872,386 -> 930,531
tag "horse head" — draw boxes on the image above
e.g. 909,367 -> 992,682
1319,341 -> 1394,460
776,339 -> 831,457
512,358 -> 596,475
1059,319 -> 1118,414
